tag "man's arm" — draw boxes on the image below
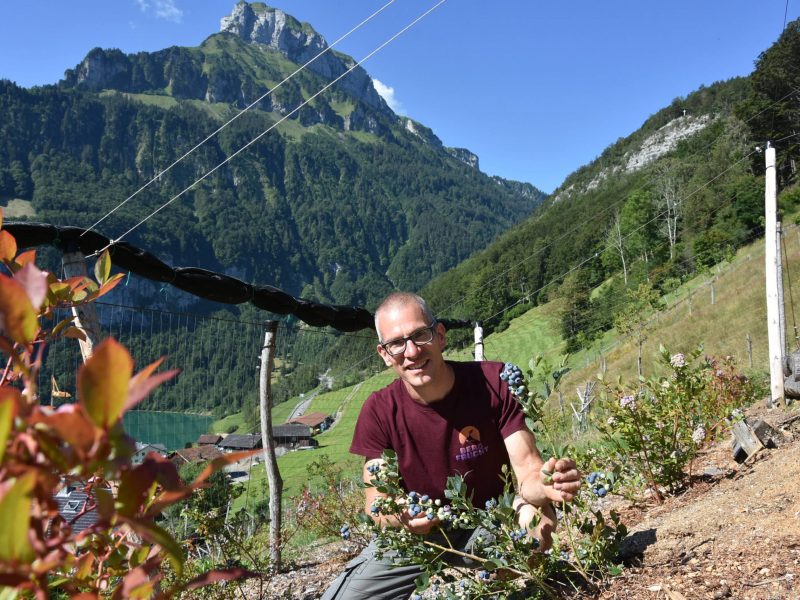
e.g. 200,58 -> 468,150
362,458 -> 440,535
504,429 -> 582,507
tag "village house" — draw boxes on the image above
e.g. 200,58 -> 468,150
132,442 -> 168,465
287,411 -> 334,434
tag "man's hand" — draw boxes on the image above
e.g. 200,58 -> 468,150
516,501 -> 557,552
540,456 -> 582,503
398,509 -> 440,535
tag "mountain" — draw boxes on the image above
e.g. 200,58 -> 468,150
0,1 -> 546,311
422,19 -> 800,350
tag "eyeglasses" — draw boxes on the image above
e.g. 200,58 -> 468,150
380,322 -> 438,356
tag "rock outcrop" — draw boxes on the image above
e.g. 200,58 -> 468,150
220,2 -> 393,118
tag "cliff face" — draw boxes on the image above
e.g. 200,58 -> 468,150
219,1 -> 393,118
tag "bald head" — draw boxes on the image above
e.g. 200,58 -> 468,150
374,292 -> 435,342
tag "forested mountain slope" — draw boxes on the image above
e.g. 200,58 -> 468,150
0,1 -> 545,310
423,19 -> 800,354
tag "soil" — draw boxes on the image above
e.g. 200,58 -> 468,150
260,403 -> 800,599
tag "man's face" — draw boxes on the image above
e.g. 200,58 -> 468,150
376,302 -> 447,393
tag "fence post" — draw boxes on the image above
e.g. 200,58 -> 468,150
259,320 -> 283,568
746,333 -> 753,369
474,321 -> 484,361
62,246 -> 103,361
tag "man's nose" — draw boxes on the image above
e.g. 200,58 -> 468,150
403,338 -> 422,357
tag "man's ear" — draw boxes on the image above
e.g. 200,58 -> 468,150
377,343 -> 393,366
436,322 -> 447,350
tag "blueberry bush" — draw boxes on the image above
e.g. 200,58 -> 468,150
0,214 -> 257,597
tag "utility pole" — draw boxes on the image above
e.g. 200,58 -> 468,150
61,245 -> 102,361
764,144 -> 785,407
259,320 -> 283,568
777,222 -> 787,356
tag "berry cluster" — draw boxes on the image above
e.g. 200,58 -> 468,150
500,362 -> 527,398
339,523 -> 351,540
371,491 -> 473,527
586,472 -> 610,497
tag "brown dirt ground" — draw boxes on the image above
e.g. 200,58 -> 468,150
262,403 -> 800,599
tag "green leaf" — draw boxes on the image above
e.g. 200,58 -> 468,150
0,473 -> 36,563
94,250 -> 112,285
0,388 -> 20,464
78,338 -> 133,429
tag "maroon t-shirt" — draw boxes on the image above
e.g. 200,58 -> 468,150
350,361 -> 527,508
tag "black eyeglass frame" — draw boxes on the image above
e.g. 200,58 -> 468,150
380,321 -> 438,356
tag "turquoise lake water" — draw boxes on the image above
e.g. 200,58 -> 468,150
122,410 -> 213,451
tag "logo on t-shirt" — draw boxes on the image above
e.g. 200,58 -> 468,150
455,425 -> 488,462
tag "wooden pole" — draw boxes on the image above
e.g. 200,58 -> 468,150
62,249 -> 103,362
259,321 -> 283,568
473,321 -> 484,361
764,145 -> 785,407
746,333 -> 753,369
777,222 -> 787,357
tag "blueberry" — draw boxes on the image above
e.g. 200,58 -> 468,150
531,537 -> 540,549
478,570 -> 490,580
596,487 -> 607,497
500,372 -> 508,381
420,494 -> 430,503
587,473 -> 597,484
485,499 -> 497,510
504,362 -> 514,370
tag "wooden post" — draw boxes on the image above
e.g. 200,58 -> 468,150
746,333 -> 753,369
259,321 -> 283,568
710,281 -> 715,305
62,249 -> 103,362
473,321 -> 484,361
765,145 -> 785,407
777,222 -> 787,356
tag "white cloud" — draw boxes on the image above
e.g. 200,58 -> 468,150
372,78 -> 405,115
135,0 -> 183,23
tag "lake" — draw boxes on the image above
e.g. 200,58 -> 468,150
123,410 -> 214,451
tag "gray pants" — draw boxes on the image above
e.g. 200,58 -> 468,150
320,528 -> 488,600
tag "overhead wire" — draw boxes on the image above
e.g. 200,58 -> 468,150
80,0 -> 399,238
90,0 -> 449,256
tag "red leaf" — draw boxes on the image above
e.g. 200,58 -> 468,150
78,338 -> 132,429
31,403 -> 99,454
125,366 -> 180,413
0,230 -> 16,262
14,249 -> 36,267
14,262 -> 49,311
117,454 -> 182,517
0,273 -> 39,344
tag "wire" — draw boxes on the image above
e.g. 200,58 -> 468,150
784,0 -> 791,30
80,0 -> 398,238
92,0 -> 448,255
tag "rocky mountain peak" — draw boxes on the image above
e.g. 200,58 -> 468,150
219,1 -> 392,117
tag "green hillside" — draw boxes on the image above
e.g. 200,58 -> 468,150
237,213 -> 798,512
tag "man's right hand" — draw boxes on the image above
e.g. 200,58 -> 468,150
398,510 -> 440,535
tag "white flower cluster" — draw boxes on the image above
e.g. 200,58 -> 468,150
691,426 -> 706,445
619,395 -> 636,410
670,353 -> 686,368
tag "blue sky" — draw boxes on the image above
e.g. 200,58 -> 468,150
0,1 -> 797,193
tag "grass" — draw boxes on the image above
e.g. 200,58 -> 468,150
0,199 -> 36,218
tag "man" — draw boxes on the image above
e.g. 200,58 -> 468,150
321,292 -> 582,600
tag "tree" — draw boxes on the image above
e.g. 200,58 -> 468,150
603,209 -> 628,284
653,161 -> 686,261
614,282 -> 662,378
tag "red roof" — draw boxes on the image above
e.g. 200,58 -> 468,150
169,445 -> 223,467
288,412 -> 330,427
